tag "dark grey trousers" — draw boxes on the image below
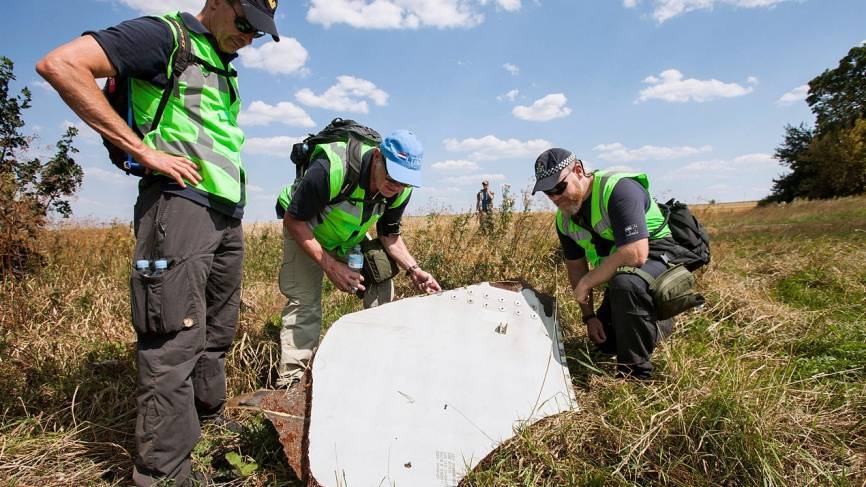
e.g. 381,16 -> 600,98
596,259 -> 673,378
130,181 -> 243,486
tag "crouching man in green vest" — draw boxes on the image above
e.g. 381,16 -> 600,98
37,1 -> 280,484
532,149 -> 683,379
275,130 -> 441,387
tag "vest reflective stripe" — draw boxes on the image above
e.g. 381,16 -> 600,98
555,170 -> 670,267
131,12 -> 244,205
280,141 -> 412,256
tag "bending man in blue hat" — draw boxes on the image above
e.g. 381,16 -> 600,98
275,128 -> 441,387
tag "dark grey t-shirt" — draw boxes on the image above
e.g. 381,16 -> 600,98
558,178 -> 651,260
86,13 -> 243,219
282,150 -> 410,236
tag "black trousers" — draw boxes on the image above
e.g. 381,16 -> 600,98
596,259 -> 673,378
130,182 -> 243,486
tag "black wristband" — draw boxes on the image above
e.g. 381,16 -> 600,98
405,264 -> 419,277
581,313 -> 597,324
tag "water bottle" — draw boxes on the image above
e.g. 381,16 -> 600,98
347,245 -> 363,272
153,259 -> 168,277
135,259 -> 151,276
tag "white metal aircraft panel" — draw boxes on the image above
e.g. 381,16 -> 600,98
308,282 -> 576,487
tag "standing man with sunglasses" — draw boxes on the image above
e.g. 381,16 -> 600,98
37,1 -> 279,484
532,149 -> 682,379
274,130 -> 442,388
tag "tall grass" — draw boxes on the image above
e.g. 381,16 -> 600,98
1,196 -> 864,485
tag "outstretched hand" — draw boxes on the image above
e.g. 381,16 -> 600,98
409,268 -> 441,294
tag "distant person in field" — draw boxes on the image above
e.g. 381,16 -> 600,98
274,129 -> 442,388
476,179 -> 495,229
36,1 -> 280,484
532,148 -> 687,379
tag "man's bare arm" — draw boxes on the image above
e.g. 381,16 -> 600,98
36,36 -> 201,187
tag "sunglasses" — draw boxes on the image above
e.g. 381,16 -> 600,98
543,177 -> 569,196
230,1 -> 265,38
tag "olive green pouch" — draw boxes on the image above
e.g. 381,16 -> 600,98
360,238 -> 400,284
617,264 -> 705,320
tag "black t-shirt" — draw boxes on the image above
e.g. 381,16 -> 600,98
286,150 -> 410,236
558,177 -> 651,260
86,13 -> 243,219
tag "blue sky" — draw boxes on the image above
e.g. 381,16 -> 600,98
6,0 -> 866,222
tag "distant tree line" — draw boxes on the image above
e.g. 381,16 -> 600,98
0,56 -> 82,274
764,44 -> 866,204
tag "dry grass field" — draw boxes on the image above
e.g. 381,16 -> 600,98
1,196 -> 864,486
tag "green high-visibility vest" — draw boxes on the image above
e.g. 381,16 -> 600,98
277,141 -> 412,256
555,170 -> 670,267
130,12 -> 245,205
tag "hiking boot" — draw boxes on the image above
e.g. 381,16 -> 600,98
200,413 -> 243,434
182,469 -> 211,487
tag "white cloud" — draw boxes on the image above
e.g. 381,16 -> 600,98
493,0 -> 522,11
747,76 -> 759,85
777,84 -> 809,106
295,76 -> 388,114
512,93 -> 572,122
307,0 -> 487,29
593,142 -> 712,162
636,69 -> 753,103
497,89 -> 519,102
680,153 -> 777,174
430,159 -> 479,171
238,39 -> 309,75
623,0 -> 638,7
502,63 -> 520,76
238,101 -> 315,128
62,120 -> 100,145
32,79 -> 55,92
602,164 -> 639,173
641,0 -> 790,23
115,0 -> 202,14
443,135 -> 551,160
84,166 -> 138,187
243,136 -> 303,157
443,173 -> 506,186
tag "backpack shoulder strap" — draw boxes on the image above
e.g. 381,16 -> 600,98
331,138 -> 364,204
149,16 -> 193,132
616,266 -> 656,287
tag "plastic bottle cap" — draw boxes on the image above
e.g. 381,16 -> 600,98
154,259 -> 168,270
135,260 -> 150,269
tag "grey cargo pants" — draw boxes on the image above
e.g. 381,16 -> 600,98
130,181 -> 243,486
596,258 -> 673,378
277,229 -> 393,385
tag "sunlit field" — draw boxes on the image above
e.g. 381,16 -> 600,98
1,196 -> 864,486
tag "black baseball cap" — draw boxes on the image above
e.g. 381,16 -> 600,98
238,0 -> 280,41
532,148 -> 579,194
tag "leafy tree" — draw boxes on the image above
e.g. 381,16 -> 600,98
0,56 -> 83,273
765,44 -> 866,203
807,45 -> 866,135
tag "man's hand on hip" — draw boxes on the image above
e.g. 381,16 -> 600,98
322,258 -> 365,294
139,147 -> 202,188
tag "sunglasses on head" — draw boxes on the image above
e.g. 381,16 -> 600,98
543,177 -> 569,196
230,1 -> 265,38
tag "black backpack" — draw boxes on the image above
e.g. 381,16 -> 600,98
102,16 -> 194,176
290,118 -> 382,204
654,199 -> 711,271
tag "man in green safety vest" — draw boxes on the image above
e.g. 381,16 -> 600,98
275,129 -> 441,387
532,148 -> 685,379
37,1 -> 280,484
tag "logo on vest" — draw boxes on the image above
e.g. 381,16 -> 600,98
624,224 -> 640,237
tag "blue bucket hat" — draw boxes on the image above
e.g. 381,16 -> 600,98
379,130 -> 424,187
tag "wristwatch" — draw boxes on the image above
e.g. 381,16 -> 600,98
581,313 -> 597,324
405,264 -> 420,277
